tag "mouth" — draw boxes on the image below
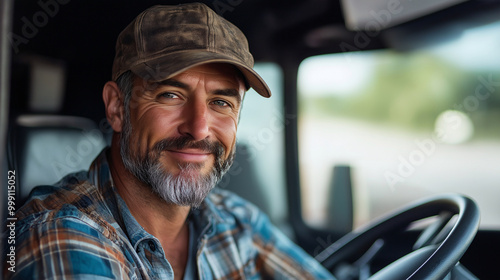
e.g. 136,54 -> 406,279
153,137 -> 223,167
166,149 -> 212,163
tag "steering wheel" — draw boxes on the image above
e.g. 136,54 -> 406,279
315,194 -> 480,280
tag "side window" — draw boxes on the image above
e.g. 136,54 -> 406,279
219,63 -> 288,225
297,21 -> 500,230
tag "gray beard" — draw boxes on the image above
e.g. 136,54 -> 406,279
138,159 -> 219,207
119,116 -> 234,207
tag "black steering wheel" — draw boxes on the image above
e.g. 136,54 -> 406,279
315,194 -> 480,280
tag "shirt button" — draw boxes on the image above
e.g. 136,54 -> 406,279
148,240 -> 156,252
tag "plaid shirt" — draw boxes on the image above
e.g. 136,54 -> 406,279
3,149 -> 334,279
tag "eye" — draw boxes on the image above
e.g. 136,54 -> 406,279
158,92 -> 179,99
211,99 -> 232,108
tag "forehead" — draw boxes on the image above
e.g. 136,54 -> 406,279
146,63 -> 245,87
180,63 -> 244,78
133,64 -> 247,100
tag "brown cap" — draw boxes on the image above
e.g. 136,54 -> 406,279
112,3 -> 271,97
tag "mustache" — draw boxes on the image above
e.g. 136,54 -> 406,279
153,136 -> 225,157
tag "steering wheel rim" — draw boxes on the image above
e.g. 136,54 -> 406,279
316,193 -> 480,279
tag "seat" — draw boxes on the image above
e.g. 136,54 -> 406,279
217,142 -> 271,215
8,114 -> 108,204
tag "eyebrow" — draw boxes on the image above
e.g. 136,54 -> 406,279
214,89 -> 242,105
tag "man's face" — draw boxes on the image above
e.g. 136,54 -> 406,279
120,63 -> 245,206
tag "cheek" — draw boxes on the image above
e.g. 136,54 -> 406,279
212,116 -> 238,156
130,106 -> 181,147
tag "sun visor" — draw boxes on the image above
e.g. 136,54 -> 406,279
341,0 -> 468,31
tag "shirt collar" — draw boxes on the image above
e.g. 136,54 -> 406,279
87,148 -> 155,247
86,148 -> 130,238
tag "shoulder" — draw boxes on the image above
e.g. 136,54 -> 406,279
17,170 -> 88,214
14,171 -> 119,242
204,188 -> 265,226
202,188 -> 278,242
6,173 -> 130,279
202,189 -> 334,279
9,214 -> 130,280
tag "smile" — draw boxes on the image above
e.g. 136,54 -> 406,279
166,149 -> 212,162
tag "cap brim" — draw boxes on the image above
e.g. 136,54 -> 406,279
128,50 -> 271,98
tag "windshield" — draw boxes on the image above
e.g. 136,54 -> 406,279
298,20 -> 500,230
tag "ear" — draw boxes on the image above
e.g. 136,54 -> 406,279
103,81 -> 125,133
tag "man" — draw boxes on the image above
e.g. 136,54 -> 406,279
4,3 -> 335,279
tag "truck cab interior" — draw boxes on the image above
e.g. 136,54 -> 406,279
2,0 -> 500,279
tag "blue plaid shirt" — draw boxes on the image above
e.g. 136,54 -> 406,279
3,149 -> 335,279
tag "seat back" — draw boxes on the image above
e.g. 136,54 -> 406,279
9,115 -> 107,203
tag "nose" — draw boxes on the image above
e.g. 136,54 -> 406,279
178,99 -> 210,141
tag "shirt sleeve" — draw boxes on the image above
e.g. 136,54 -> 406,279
4,213 -> 134,280
250,208 -> 336,280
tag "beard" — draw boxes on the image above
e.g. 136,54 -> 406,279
119,117 -> 234,207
